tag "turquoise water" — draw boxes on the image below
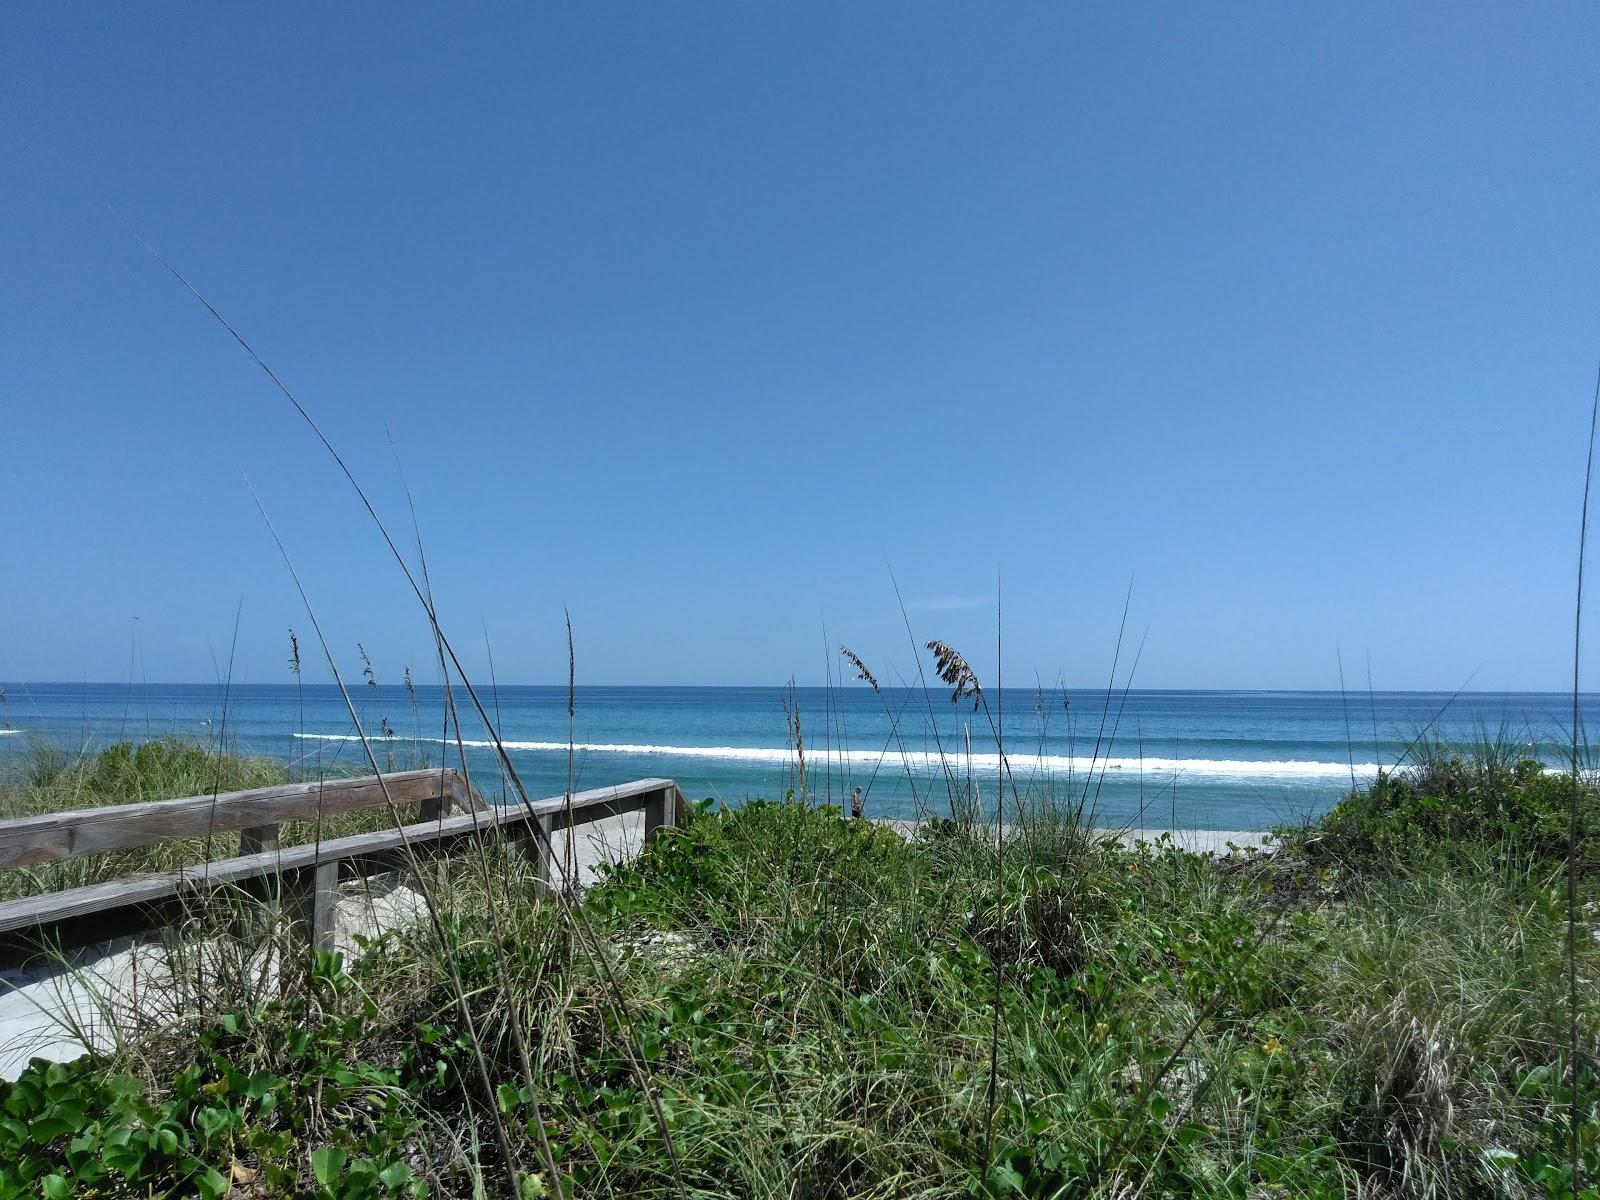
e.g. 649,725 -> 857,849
0,683 -> 1592,830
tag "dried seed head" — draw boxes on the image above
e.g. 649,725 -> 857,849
926,640 -> 982,710
839,645 -> 881,694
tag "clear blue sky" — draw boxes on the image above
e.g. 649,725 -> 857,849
3,3 -> 1597,691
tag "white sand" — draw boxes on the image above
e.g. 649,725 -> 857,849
876,818 -> 1272,855
1110,827 -> 1273,853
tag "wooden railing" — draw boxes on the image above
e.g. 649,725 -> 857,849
0,771 -> 687,965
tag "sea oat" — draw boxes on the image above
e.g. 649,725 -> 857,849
926,640 -> 982,710
839,645 -> 881,694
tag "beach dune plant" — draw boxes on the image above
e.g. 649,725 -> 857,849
1,732 -> 1597,1196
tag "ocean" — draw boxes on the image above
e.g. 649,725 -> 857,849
0,683 -> 1591,831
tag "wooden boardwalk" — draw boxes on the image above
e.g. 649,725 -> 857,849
0,770 -> 687,966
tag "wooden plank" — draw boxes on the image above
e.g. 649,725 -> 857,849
0,777 -> 675,943
0,872 -> 192,930
0,770 -> 460,869
532,813 -> 554,894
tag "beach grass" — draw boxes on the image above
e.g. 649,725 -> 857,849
0,735 -> 1595,1198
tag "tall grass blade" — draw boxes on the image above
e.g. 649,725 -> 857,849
1567,351 -> 1599,1190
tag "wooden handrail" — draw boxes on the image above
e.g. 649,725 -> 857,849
0,775 -> 687,965
0,768 -> 487,870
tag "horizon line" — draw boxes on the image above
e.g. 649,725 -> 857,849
2,680 -> 1595,698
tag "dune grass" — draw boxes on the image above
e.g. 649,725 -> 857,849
0,733 -> 1594,1199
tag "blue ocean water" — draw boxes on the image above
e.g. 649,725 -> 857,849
0,683 -> 1592,831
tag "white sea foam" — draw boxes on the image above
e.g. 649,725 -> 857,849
292,732 -> 1380,783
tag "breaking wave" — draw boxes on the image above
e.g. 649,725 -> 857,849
293,732 -> 1380,783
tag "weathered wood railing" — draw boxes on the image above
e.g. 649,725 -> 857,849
0,771 -> 687,965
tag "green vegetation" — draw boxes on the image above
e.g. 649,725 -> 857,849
3,738 -> 291,817
1307,734 -> 1597,868
0,740 -> 1595,1198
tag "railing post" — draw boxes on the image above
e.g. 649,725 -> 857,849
310,861 -> 338,955
644,786 -> 675,843
240,824 -> 280,855
445,774 -> 489,815
531,813 -> 555,894
288,860 -> 340,957
417,780 -> 448,824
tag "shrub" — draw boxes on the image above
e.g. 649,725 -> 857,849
1303,751 -> 1596,867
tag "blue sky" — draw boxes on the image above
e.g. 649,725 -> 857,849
2,2 -> 1597,691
